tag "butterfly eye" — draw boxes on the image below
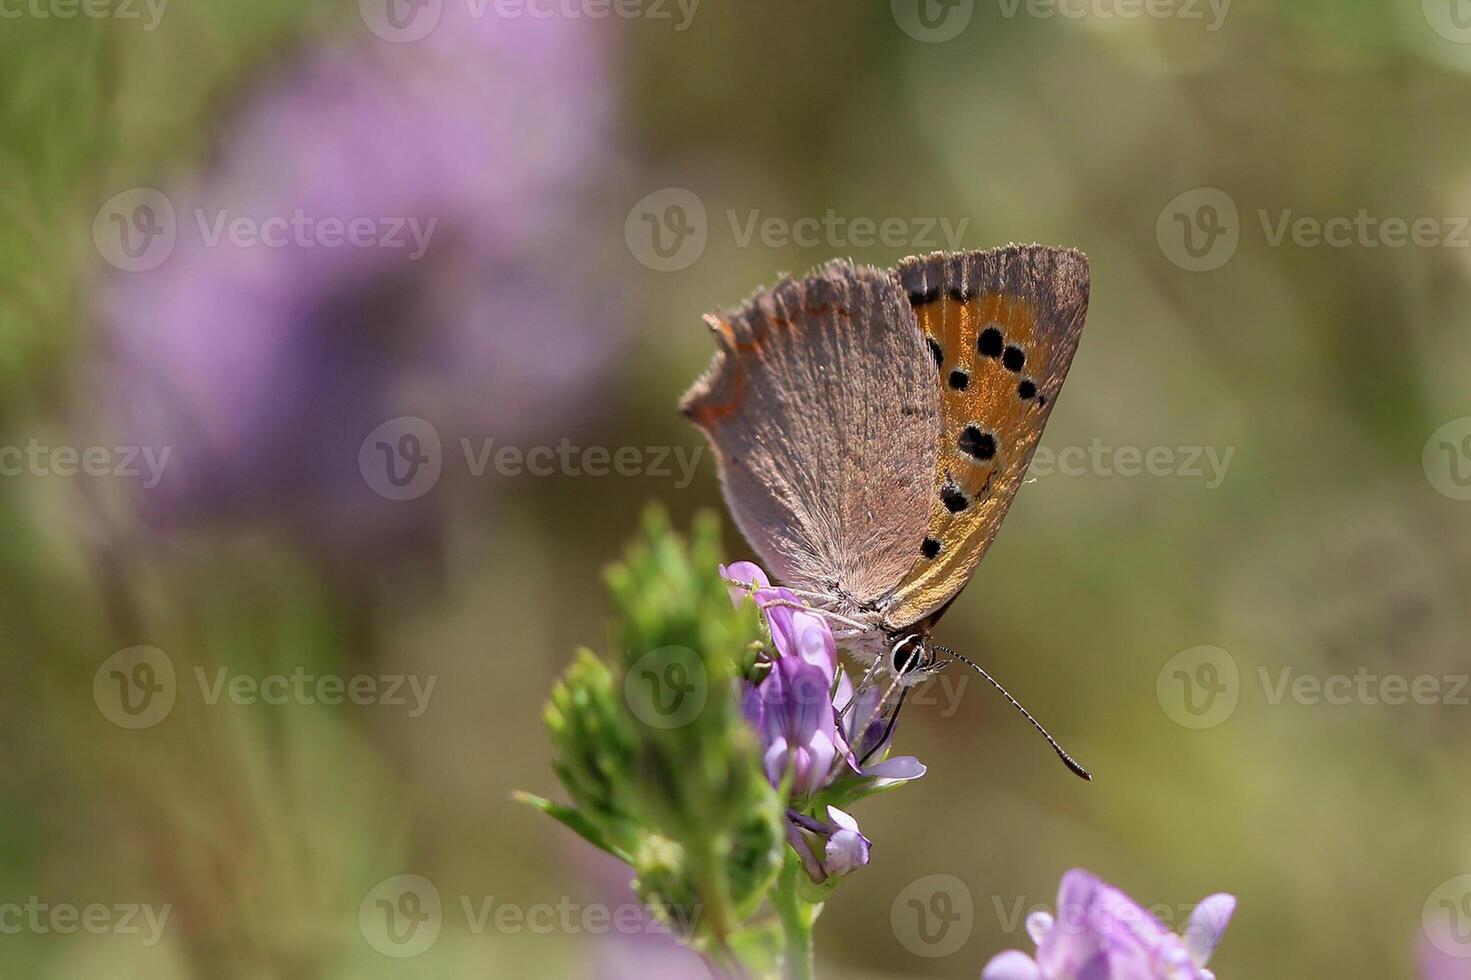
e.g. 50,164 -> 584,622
891,636 -> 928,674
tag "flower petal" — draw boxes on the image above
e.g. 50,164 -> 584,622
1039,869 -> 1105,978
821,807 -> 870,877
720,561 -> 770,608
981,951 -> 1043,980
862,755 -> 926,781
1183,893 -> 1236,967
1025,910 -> 1055,947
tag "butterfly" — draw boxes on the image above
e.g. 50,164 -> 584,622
681,245 -> 1090,775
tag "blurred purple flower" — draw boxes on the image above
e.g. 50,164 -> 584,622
98,8 -> 626,549
982,869 -> 1235,980
583,853 -> 709,980
1421,930 -> 1471,980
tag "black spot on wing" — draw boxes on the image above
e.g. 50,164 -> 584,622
978,326 -> 1003,357
940,482 -> 969,513
958,425 -> 996,461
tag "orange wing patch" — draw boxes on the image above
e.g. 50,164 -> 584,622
883,247 -> 1089,628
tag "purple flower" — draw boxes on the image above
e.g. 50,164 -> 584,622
723,560 -> 879,881
721,561 -> 836,674
723,562 -> 840,796
743,653 -> 838,797
832,668 -> 926,784
822,806 -> 871,876
982,870 -> 1235,980
785,806 -> 871,883
98,9 -> 626,549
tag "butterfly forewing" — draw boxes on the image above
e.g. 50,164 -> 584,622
884,246 -> 1090,627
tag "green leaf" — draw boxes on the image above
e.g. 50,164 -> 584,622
513,792 -> 632,864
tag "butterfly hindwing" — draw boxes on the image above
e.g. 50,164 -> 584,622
680,260 -> 941,606
884,246 -> 1090,627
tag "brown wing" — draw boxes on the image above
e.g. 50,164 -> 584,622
680,260 -> 940,604
883,245 -> 1090,628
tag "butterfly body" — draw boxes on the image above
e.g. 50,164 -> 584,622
682,245 -> 1090,680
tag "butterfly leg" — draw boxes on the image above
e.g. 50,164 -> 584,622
743,596 -> 876,634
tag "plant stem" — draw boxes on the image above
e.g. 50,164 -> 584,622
771,857 -> 821,980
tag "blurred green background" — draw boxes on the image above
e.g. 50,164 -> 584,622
3,0 -> 1471,977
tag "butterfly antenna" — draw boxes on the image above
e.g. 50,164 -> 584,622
934,644 -> 1093,782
